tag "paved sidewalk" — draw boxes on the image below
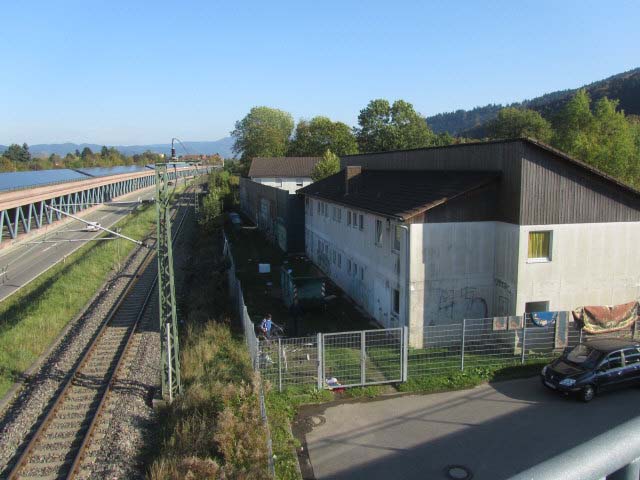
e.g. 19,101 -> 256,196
299,377 -> 640,479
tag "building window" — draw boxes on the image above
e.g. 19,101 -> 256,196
360,266 -> 364,281
337,253 -> 342,268
359,214 -> 364,231
528,231 -> 552,262
337,208 -> 342,223
392,289 -> 400,315
317,201 -> 321,214
375,219 -> 383,246
332,250 -> 337,264
352,211 -> 358,229
296,178 -> 303,187
347,211 -> 352,226
393,225 -> 402,251
347,259 -> 351,274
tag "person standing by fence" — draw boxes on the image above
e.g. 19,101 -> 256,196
260,314 -> 273,339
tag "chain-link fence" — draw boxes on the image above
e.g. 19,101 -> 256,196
223,234 -> 274,477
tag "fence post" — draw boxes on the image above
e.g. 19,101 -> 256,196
360,330 -> 367,386
521,318 -> 527,365
317,333 -> 323,390
278,338 -> 283,393
460,319 -> 466,371
402,326 -> 409,382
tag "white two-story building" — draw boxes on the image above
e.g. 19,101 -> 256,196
248,156 -> 321,193
299,139 -> 640,347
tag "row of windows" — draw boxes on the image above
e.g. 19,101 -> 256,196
306,198 -> 404,251
308,230 -> 401,319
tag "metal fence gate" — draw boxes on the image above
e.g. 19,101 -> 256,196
319,327 -> 406,389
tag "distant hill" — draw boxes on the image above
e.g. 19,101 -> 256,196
427,68 -> 640,137
1,137 -> 235,159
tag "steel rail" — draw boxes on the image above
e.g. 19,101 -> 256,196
5,187 -> 194,480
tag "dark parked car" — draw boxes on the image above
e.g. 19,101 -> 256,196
541,338 -> 640,402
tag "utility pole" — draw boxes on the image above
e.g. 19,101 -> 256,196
156,140 -> 182,401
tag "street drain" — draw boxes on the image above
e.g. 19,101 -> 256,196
445,465 -> 473,479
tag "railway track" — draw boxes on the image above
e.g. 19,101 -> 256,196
6,190 -> 193,480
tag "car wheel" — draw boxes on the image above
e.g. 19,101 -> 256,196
580,385 -> 596,402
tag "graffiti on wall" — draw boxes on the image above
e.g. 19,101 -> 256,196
428,286 -> 489,326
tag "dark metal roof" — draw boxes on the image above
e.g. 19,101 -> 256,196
248,157 -> 321,178
342,137 -> 640,199
584,338 -> 640,353
298,170 -> 500,220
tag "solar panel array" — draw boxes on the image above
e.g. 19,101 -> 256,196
0,169 -> 89,192
75,165 -> 150,177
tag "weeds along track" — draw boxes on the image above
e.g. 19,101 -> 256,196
5,189 -> 193,480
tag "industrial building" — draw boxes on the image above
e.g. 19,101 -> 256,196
299,138 -> 640,346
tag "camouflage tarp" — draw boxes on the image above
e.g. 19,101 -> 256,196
572,301 -> 638,334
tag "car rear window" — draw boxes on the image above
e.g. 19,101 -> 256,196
624,348 -> 640,365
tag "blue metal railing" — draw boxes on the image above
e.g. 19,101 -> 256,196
509,416 -> 640,480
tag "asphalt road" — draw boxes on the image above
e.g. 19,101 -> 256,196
0,187 -> 156,302
300,377 -> 640,480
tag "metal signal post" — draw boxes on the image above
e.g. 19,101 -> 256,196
156,161 -> 181,401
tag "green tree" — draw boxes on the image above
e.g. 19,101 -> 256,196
201,188 -> 223,229
101,146 -> 109,158
355,99 -> 435,153
488,107 -> 552,142
311,149 -> 340,181
81,147 -> 93,160
3,143 -> 31,163
231,106 -> 294,166
552,89 -> 595,158
288,116 -> 358,156
551,90 -> 640,186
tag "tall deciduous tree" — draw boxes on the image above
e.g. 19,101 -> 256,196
288,116 -> 358,156
551,90 -> 640,186
488,107 -> 552,142
231,106 -> 294,165
311,149 -> 341,181
355,99 -> 435,153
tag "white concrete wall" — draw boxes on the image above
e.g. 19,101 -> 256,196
251,177 -> 312,193
515,222 -> 640,314
305,198 -> 404,328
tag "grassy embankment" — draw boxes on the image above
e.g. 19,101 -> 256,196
0,201 -> 160,398
148,174 -> 271,479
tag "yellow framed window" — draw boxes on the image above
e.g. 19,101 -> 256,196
528,231 -> 551,260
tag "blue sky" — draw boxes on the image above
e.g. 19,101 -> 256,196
1,0 -> 639,145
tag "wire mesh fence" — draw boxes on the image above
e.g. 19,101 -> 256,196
223,233 -> 275,476
225,233 -> 640,394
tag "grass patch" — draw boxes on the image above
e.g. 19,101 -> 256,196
148,322 -> 270,479
399,361 -> 547,394
0,201 -> 158,398
147,188 -> 271,479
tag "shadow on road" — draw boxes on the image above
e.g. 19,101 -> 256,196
300,377 -> 640,480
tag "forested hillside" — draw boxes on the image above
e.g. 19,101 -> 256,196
427,68 -> 640,136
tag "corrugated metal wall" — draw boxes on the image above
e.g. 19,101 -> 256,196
520,143 -> 640,224
239,177 -> 305,251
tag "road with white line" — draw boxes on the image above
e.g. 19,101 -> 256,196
0,187 -> 155,302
